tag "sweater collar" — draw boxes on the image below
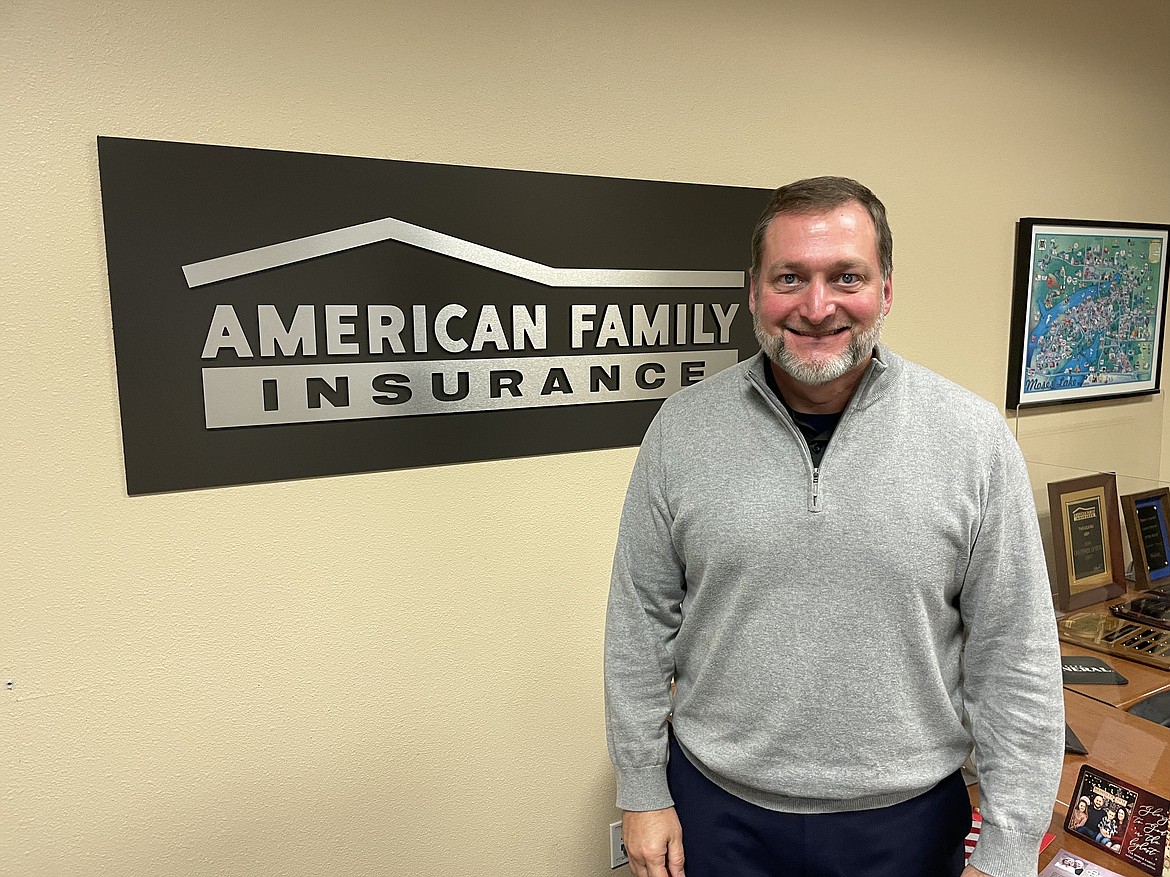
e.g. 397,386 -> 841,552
745,343 -> 900,413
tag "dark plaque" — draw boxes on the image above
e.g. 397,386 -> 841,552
1122,488 -> 1170,590
1137,503 -> 1169,572
1068,497 -> 1107,580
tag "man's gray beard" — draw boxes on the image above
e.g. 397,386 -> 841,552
754,309 -> 884,386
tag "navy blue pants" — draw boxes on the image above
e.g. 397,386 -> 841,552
667,737 -> 970,877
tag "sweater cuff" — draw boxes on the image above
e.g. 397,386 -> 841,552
615,763 -> 674,812
968,820 -> 1044,877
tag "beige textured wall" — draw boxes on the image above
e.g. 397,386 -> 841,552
4,2 -> 1169,875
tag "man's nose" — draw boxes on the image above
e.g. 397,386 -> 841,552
800,278 -> 837,323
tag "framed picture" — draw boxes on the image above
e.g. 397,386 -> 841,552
1064,764 -> 1170,876
1047,473 -> 1126,610
1007,217 -> 1170,409
1121,487 -> 1170,590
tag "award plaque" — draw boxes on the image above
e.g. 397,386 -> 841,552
1121,487 -> 1170,590
1048,473 -> 1126,610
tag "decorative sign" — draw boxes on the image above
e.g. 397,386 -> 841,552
1061,656 -> 1128,686
1122,488 -> 1170,590
1064,765 -> 1170,876
1007,217 -> 1170,409
1048,473 -> 1127,610
97,138 -> 769,493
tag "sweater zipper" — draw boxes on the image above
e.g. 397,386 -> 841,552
747,352 -> 886,515
746,373 -> 825,513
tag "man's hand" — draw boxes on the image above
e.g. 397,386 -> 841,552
961,866 -> 992,877
622,807 -> 686,877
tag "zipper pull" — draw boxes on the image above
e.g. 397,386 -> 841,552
811,467 -> 821,511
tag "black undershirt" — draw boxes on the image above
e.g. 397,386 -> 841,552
763,361 -> 841,468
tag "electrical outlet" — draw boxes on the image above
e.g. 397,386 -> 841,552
610,820 -> 629,868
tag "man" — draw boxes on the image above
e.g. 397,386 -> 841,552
1079,794 -> 1107,839
604,177 -> 1064,877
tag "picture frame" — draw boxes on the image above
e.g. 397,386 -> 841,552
1121,487 -> 1170,590
1047,473 -> 1126,610
1006,217 -> 1170,409
1064,764 -> 1170,876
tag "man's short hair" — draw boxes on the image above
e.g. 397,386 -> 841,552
750,176 -> 893,282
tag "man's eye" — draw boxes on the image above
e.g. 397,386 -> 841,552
779,274 -> 798,285
839,273 -> 858,284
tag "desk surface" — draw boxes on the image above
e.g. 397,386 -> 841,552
1061,641 -> 1170,710
1037,689 -> 1170,875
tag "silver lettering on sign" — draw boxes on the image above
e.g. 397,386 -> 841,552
201,350 -> 738,428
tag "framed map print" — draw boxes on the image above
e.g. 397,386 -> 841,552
1007,218 -> 1170,409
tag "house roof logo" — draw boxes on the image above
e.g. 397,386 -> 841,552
183,215 -> 746,290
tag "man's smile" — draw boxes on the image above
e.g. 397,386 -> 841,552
784,325 -> 851,338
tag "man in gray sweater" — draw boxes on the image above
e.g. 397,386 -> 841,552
604,177 -> 1064,877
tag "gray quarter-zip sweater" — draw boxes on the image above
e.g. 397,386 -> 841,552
604,346 -> 1064,877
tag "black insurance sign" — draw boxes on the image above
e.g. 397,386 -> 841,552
98,137 -> 768,494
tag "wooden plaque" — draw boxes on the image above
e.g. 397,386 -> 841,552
1121,487 -> 1170,591
1048,473 -> 1126,610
